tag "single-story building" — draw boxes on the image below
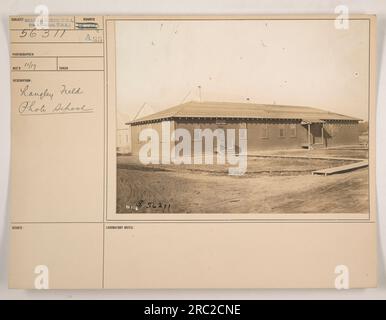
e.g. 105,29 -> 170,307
127,101 -> 361,155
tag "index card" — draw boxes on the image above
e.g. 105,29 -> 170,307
9,15 -> 377,289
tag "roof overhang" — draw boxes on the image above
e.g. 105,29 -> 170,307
301,119 -> 326,125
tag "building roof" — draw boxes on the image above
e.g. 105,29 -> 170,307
128,101 -> 361,125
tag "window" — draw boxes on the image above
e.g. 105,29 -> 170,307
329,125 -> 335,137
289,124 -> 297,137
261,123 -> 268,138
278,125 -> 285,138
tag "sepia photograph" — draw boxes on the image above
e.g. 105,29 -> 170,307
115,19 -> 370,214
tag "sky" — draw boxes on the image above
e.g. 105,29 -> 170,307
116,19 -> 369,121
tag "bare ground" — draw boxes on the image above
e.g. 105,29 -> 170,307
116,152 -> 369,214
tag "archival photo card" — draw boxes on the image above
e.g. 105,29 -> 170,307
9,15 -> 377,289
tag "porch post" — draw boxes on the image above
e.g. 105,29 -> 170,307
321,122 -> 325,147
307,123 -> 311,149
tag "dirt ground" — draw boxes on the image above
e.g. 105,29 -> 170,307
116,148 -> 369,214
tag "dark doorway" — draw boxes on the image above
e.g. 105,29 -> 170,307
310,123 -> 323,144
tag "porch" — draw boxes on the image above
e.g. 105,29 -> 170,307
301,119 -> 325,150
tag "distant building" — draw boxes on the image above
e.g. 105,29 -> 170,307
116,112 -> 131,154
128,101 -> 361,155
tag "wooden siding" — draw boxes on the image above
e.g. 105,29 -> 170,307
246,120 -> 308,151
324,121 -> 359,147
129,119 -> 360,154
